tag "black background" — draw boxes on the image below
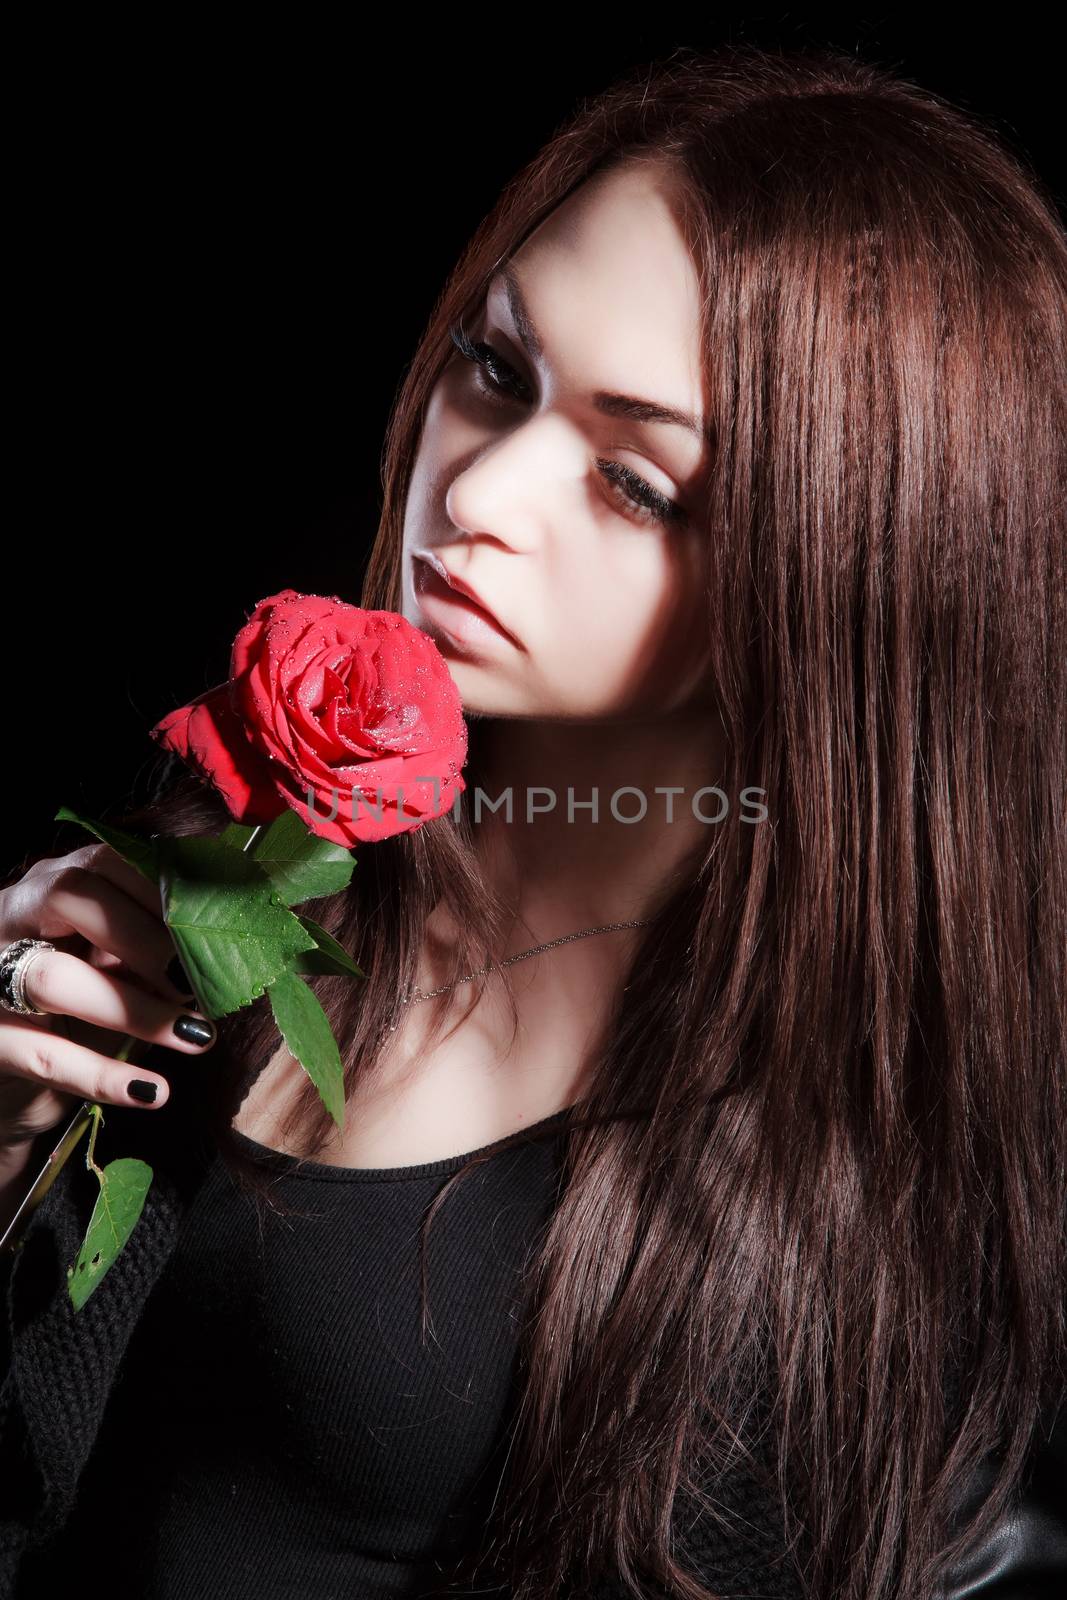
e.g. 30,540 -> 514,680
6,17 -> 1063,872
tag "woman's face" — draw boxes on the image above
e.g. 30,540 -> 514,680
401,158 -> 715,721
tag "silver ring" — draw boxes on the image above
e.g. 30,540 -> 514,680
0,937 -> 55,1016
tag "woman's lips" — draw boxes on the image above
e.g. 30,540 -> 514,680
412,554 -> 522,650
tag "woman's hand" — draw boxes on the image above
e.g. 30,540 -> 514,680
0,840 -> 217,1150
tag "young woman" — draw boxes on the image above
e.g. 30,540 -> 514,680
2,44 -> 1065,1600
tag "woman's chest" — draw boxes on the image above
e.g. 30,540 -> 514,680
233,977 -> 601,1169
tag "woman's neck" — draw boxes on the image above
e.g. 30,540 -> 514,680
468,712 -> 726,944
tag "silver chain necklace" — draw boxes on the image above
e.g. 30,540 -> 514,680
386,917 -> 652,1030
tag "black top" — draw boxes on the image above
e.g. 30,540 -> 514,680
4,1060 -> 1064,1600
14,1106 -> 575,1600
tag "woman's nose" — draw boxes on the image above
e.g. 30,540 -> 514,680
445,413 -> 582,552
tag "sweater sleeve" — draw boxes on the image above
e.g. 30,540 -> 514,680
1,1237 -> 16,1379
0,1111 -> 193,1591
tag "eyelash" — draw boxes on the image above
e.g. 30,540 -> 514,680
447,320 -> 688,529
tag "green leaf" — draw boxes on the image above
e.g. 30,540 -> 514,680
54,806 -> 159,886
292,915 -> 368,979
67,1157 -> 153,1310
266,970 -> 347,1131
246,807 -> 356,905
156,835 -> 317,1020
217,821 -> 259,850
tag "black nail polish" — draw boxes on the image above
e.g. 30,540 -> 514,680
173,1014 -> 215,1047
166,955 -> 194,996
128,1079 -> 158,1103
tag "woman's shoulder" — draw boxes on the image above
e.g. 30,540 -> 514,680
937,1393 -> 1067,1597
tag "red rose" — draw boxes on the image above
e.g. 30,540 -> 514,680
150,590 -> 468,846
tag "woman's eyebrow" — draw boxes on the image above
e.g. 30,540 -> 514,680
488,266 -> 714,447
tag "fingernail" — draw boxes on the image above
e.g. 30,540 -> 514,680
173,1014 -> 216,1047
166,955 -> 194,996
128,1079 -> 158,1104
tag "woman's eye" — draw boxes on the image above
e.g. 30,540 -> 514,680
446,320 -> 688,531
449,321 -> 530,404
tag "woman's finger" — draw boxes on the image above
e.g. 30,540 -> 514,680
26,862 -> 195,1003
0,1009 -> 182,1118
60,841 -> 169,921
15,946 -> 216,1056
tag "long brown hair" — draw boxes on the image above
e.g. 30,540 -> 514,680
100,42 -> 1066,1600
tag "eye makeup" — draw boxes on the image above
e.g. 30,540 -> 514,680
447,319 -> 689,531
